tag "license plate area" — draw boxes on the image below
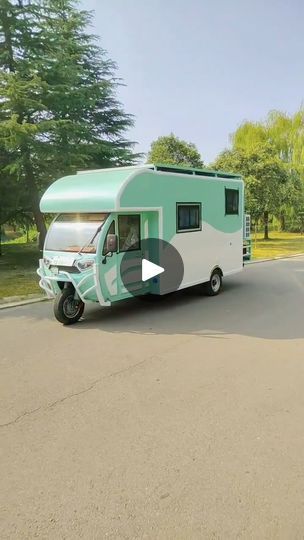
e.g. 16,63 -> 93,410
51,256 -> 75,266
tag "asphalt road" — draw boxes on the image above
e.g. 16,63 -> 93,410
1,256 -> 304,539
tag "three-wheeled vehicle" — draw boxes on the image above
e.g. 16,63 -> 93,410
38,163 -> 250,324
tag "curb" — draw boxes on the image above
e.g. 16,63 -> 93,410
0,296 -> 49,310
246,253 -> 304,265
0,253 -> 303,310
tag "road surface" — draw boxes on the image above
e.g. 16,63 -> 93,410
1,256 -> 304,539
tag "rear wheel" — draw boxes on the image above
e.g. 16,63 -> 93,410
54,288 -> 84,325
204,269 -> 222,296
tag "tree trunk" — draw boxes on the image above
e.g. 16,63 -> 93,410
280,213 -> 286,231
28,180 -> 47,249
0,207 -> 2,255
22,145 -> 46,249
32,200 -> 47,250
263,210 -> 269,240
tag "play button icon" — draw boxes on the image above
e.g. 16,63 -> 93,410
142,259 -> 164,282
120,237 -> 184,297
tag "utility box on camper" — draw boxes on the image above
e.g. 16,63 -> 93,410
37,163 -> 250,324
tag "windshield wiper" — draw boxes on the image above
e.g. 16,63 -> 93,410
78,224 -> 103,255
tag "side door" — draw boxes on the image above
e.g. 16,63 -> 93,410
116,213 -> 149,297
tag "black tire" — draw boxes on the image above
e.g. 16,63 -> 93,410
204,269 -> 223,296
53,288 -> 84,325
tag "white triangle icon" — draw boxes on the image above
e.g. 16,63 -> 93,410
142,258 -> 165,282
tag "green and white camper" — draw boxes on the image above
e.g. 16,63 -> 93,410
38,163 -> 251,324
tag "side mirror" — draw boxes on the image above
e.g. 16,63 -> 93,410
106,233 -> 118,253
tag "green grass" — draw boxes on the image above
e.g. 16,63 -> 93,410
7,229 -> 38,244
0,243 -> 41,299
0,232 -> 303,299
252,231 -> 304,259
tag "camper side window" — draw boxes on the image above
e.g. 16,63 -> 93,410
225,188 -> 239,215
177,203 -> 201,232
118,215 -> 141,251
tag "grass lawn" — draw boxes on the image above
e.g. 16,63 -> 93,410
252,231 -> 304,259
0,233 -> 303,299
0,243 -> 41,299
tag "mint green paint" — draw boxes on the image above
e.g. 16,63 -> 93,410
143,211 -> 161,295
96,210 -> 162,302
40,169 -> 133,213
40,166 -> 243,237
40,165 -> 245,306
120,171 -> 243,237
43,249 -> 98,301
42,211 -> 161,304
96,213 -> 143,302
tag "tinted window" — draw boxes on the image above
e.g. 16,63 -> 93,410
225,189 -> 239,215
177,204 -> 201,232
118,215 -> 141,251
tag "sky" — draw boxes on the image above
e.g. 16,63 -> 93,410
80,0 -> 304,164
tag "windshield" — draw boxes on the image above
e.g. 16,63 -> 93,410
45,213 -> 109,253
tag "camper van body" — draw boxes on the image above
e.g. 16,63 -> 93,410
37,164 -> 249,323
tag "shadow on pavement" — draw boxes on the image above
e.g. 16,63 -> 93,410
1,258 -> 304,341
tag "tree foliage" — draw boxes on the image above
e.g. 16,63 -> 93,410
213,144 -> 293,239
232,110 -> 304,174
0,0 -> 138,246
147,133 -> 203,168
214,109 -> 304,236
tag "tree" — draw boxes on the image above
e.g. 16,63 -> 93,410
0,142 -> 31,254
224,110 -> 304,232
213,144 -> 289,240
232,110 -> 304,173
147,134 -> 203,168
0,0 -> 138,247
276,170 -> 304,231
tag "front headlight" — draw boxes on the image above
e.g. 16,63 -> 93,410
43,257 -> 51,268
75,259 -> 95,272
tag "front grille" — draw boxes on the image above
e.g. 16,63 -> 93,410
50,265 -> 80,274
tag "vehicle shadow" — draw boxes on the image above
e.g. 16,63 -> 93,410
76,258 -> 304,340
2,258 -> 304,340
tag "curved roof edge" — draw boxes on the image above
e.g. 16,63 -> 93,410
76,163 -> 241,180
40,167 -> 149,213
40,163 -> 242,214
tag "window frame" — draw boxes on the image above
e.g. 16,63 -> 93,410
102,220 -> 116,255
176,202 -> 202,233
225,188 -> 239,216
118,214 -> 141,252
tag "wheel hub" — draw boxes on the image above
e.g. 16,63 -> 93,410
63,295 -> 81,318
211,274 -> 221,292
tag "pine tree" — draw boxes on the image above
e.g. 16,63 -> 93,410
0,0 -> 138,247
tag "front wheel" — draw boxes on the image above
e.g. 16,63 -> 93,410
54,288 -> 84,325
204,269 -> 223,296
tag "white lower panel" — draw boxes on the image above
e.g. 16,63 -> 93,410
169,222 -> 243,289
